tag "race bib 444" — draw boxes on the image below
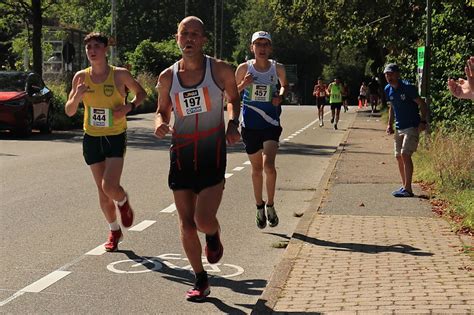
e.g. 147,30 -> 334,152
175,87 -> 212,117
88,107 -> 113,127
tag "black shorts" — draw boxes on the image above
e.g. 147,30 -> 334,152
168,167 -> 225,194
316,97 -> 326,107
241,126 -> 282,155
330,103 -> 343,110
82,132 -> 127,165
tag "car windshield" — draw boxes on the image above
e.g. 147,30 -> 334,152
0,73 -> 27,92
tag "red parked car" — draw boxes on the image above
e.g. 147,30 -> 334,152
0,71 -> 54,136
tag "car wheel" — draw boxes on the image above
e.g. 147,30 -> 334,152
40,106 -> 53,134
14,107 -> 33,137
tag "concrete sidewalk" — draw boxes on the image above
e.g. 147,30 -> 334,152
254,110 -> 474,314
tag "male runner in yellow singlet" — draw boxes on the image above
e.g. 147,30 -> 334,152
154,17 -> 240,301
65,32 -> 146,252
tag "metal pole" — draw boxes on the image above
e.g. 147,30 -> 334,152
184,0 -> 188,17
424,0 -> 432,129
219,0 -> 223,59
110,0 -> 116,65
214,0 -> 217,58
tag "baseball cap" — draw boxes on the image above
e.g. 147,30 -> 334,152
383,63 -> 400,73
251,31 -> 272,43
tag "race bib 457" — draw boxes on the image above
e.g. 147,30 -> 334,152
249,84 -> 272,102
175,87 -> 212,117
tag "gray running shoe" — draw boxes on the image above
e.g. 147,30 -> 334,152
256,208 -> 266,229
266,204 -> 279,227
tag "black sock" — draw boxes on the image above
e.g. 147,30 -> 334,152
257,202 -> 265,210
266,203 -> 274,207
205,231 -> 219,250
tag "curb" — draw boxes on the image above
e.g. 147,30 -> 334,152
252,113 -> 358,314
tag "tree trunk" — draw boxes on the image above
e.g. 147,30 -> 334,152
31,0 -> 42,76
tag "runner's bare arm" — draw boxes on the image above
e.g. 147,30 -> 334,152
65,71 -> 86,117
154,68 -> 174,138
217,61 -> 241,145
113,68 -> 147,118
272,63 -> 288,106
387,103 -> 394,134
235,63 -> 253,93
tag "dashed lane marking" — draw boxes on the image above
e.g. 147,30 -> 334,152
232,166 -> 245,171
161,203 -> 176,213
129,220 -> 156,232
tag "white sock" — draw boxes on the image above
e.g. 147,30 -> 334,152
109,220 -> 120,231
116,195 -> 127,207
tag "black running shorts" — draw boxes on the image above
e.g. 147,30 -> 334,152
168,167 -> 225,194
82,132 -> 127,165
241,126 -> 282,155
316,97 -> 326,107
330,103 -> 343,110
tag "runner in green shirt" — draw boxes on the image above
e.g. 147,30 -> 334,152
326,78 -> 343,130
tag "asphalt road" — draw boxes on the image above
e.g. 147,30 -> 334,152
0,106 -> 356,314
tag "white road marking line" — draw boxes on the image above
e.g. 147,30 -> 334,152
20,271 -> 71,293
225,173 -> 233,178
85,244 -> 106,256
129,220 -> 156,232
0,292 -> 25,307
161,203 -> 176,213
288,136 -> 294,139
283,138 -> 290,142
232,166 -> 245,171
243,161 -> 251,165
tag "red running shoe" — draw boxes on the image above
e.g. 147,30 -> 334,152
117,194 -> 134,228
205,229 -> 223,264
104,229 -> 123,252
186,271 -> 210,301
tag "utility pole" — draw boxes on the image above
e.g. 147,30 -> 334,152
423,0 -> 432,128
219,0 -> 223,59
184,0 -> 188,17
110,0 -> 116,65
214,0 -> 217,58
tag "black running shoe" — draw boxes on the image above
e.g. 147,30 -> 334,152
256,203 -> 266,229
186,271 -> 210,301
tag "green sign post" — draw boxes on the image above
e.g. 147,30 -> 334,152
417,46 -> 425,95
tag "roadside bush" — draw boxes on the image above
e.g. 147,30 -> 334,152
48,82 -> 84,130
126,38 -> 180,77
414,129 -> 474,230
132,72 -> 157,114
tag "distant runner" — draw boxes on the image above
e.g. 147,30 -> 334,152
327,78 -> 343,130
313,78 -> 327,126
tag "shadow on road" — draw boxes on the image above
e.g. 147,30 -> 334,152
292,233 -> 434,256
114,250 -> 265,313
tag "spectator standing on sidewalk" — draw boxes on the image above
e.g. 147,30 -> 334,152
447,56 -> 474,100
384,63 -> 428,197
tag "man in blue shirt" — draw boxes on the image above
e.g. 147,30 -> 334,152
384,63 -> 428,197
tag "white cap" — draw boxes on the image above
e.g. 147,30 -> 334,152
251,31 -> 272,43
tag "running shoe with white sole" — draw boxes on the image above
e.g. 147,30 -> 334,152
266,204 -> 279,227
104,229 -> 123,252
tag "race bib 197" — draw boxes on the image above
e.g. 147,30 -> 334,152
88,107 -> 112,127
249,84 -> 272,102
174,87 -> 212,117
